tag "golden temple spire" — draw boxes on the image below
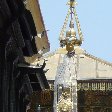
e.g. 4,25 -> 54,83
59,0 -> 84,53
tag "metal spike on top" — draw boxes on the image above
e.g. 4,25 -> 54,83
67,0 -> 77,7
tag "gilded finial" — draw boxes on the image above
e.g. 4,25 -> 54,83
59,0 -> 84,53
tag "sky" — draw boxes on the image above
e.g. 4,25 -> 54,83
39,0 -> 112,62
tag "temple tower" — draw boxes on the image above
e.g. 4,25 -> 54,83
35,0 -> 112,111
54,0 -> 83,111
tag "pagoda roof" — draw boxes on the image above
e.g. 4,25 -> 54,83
24,0 -> 50,63
26,0 -> 50,53
41,47 -> 112,80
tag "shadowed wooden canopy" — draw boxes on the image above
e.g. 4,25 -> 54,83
25,0 -> 50,63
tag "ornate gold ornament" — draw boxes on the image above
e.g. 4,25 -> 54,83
57,90 -> 73,112
59,0 -> 84,52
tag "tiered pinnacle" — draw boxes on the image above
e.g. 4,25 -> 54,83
54,1 -> 83,112
59,0 -> 83,53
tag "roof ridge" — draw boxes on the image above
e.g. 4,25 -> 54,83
42,49 -> 112,67
85,53 -> 112,67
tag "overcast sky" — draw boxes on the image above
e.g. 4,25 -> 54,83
39,0 -> 112,62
